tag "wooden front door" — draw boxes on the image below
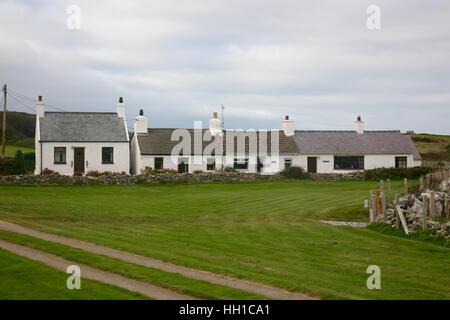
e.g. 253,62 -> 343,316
307,157 -> 317,173
74,147 -> 85,174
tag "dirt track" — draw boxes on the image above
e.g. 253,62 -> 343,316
0,220 -> 314,300
0,239 -> 195,300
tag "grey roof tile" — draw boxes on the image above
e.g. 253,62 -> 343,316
293,130 -> 422,158
137,129 -> 299,155
39,112 -> 128,142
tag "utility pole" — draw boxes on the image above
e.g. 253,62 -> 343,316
1,84 -> 6,159
221,104 -> 225,129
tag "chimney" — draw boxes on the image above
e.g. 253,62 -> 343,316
134,109 -> 148,134
281,115 -> 294,136
117,97 -> 126,118
209,112 -> 222,136
354,115 -> 364,134
36,95 -> 44,118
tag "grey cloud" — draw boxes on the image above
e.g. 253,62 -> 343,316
0,0 -> 449,134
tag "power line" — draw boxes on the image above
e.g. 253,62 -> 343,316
7,93 -> 37,113
7,87 -> 139,123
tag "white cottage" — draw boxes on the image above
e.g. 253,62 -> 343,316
130,112 -> 422,175
34,96 -> 130,175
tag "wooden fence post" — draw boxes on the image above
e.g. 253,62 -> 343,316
403,178 -> 408,195
375,190 -> 382,217
381,192 -> 386,222
425,173 -> 431,190
429,191 -> 436,218
380,180 -> 384,193
396,205 -> 409,235
419,175 -> 424,192
395,193 -> 400,228
445,197 -> 450,219
387,179 -> 391,204
370,193 -> 376,223
423,195 -> 428,230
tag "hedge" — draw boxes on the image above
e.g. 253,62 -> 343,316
364,167 -> 434,180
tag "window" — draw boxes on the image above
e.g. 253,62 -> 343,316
178,158 -> 189,173
395,156 -> 407,168
54,147 -> 66,164
102,147 -> 114,164
233,158 -> 248,170
284,159 -> 292,169
207,158 -> 216,171
334,156 -> 364,170
154,157 -> 164,170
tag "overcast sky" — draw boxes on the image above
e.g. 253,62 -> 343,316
0,0 -> 449,133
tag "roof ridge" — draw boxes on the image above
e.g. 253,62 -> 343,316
44,111 -> 118,114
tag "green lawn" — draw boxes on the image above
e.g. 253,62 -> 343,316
0,248 -> 148,300
0,230 -> 266,300
3,145 -> 34,157
0,180 -> 448,300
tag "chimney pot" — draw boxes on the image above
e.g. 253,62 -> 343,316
357,115 -> 361,122
213,112 -> 218,119
285,115 -> 289,120
38,96 -> 42,102
139,109 -> 144,116
119,97 -> 123,103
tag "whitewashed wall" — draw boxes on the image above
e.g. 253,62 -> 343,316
36,142 -> 130,175
297,154 -> 415,174
136,154 -> 299,174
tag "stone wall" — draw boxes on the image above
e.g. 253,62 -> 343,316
0,172 -> 282,185
375,179 -> 450,239
309,172 -> 365,181
0,171 -> 369,185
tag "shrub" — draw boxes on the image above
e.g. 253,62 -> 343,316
86,170 -> 101,177
0,158 -> 15,176
23,152 -> 35,161
364,167 -> 433,180
193,170 -> 204,174
13,150 -> 25,175
86,170 -> 127,177
142,167 -> 179,175
223,166 -> 236,173
40,168 -> 59,175
280,166 -> 310,179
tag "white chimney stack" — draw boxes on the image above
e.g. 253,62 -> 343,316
354,115 -> 364,134
134,109 -> 148,134
36,95 -> 44,118
209,112 -> 222,136
281,115 -> 294,136
117,97 -> 126,118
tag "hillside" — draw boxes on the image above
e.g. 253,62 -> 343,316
0,111 -> 35,148
410,133 -> 450,162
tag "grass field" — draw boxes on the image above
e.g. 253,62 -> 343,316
3,145 -> 34,157
0,248 -> 148,299
1,179 -> 449,300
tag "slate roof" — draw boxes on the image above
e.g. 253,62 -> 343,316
136,129 -> 299,155
293,130 -> 422,159
39,112 -> 128,142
